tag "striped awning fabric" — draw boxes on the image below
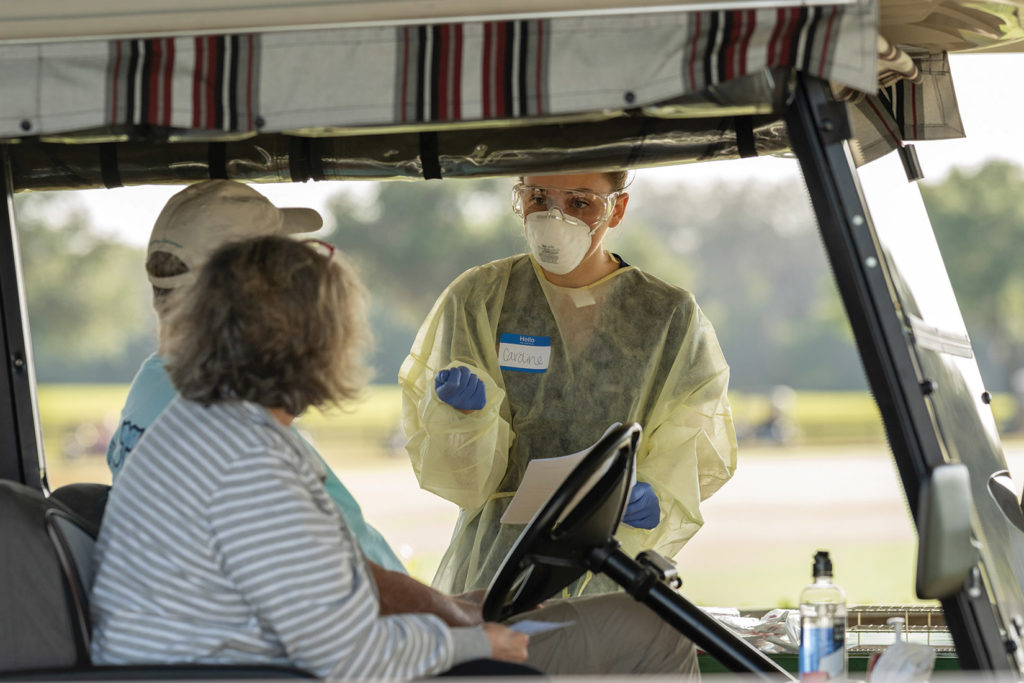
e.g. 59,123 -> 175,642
849,50 -> 965,165
0,5 -> 876,140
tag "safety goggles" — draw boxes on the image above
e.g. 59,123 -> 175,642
511,184 -> 620,228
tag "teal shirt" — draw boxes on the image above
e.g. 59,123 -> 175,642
106,354 -> 407,573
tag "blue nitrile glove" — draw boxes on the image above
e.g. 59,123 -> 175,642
622,481 -> 660,529
434,366 -> 487,411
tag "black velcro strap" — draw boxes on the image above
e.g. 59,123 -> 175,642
735,116 -> 756,158
624,116 -> 657,168
99,143 -> 123,189
207,142 -> 228,179
287,136 -> 312,183
309,138 -> 327,182
419,132 -> 442,180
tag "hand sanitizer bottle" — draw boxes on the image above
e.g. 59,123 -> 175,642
799,550 -> 847,681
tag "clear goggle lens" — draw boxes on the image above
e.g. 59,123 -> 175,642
512,184 -> 619,227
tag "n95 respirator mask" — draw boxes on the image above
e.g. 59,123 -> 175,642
523,210 -> 599,275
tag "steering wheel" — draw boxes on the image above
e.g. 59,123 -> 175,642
482,423 -> 639,621
481,421 -> 794,680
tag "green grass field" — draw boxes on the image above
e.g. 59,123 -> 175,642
37,384 -> 1023,609
39,383 -> 1020,460
38,383 -> 926,465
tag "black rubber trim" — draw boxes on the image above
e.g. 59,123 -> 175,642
735,116 -> 756,158
419,131 -> 442,179
207,142 -> 228,179
98,143 -> 123,189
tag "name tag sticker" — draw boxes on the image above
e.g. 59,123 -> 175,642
498,333 -> 551,373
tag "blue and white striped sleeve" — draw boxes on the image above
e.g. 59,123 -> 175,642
206,448 -> 459,680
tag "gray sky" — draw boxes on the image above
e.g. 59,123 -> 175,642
70,53 -> 1024,247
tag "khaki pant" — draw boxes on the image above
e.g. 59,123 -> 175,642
506,593 -> 699,676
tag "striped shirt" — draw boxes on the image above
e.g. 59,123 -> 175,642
90,398 -> 487,679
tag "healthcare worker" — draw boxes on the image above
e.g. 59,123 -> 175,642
399,171 -> 737,596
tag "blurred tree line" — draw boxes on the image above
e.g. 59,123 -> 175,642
14,194 -> 154,383
13,159 -> 1024,395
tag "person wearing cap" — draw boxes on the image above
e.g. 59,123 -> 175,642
105,179 -> 407,576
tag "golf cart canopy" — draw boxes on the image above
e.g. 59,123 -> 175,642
4,0 -> 1024,678
4,0 -> 1017,189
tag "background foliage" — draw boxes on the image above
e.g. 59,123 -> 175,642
13,159 -> 1024,401
921,161 -> 1024,390
15,194 -> 154,382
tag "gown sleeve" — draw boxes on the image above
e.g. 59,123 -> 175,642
615,300 -> 738,560
398,262 -> 516,511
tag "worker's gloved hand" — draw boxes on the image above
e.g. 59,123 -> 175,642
435,366 -> 486,411
622,481 -> 660,529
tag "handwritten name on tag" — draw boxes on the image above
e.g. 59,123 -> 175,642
498,333 -> 551,373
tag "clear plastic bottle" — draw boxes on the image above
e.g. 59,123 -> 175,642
799,550 -> 847,681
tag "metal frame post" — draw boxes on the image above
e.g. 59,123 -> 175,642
783,75 -> 1010,671
0,146 -> 44,488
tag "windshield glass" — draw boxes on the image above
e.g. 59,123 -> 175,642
22,159 -> 905,611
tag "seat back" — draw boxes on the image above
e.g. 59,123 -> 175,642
1,481 -> 313,680
43,483 -> 109,663
48,483 -> 108,533
0,481 -> 83,672
45,507 -> 98,656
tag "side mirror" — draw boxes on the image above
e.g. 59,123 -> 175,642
916,463 -> 980,599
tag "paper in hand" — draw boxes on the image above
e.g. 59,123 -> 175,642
508,619 -> 575,636
500,422 -> 634,525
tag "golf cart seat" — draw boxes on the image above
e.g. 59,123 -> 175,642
0,480 -> 311,680
47,483 -> 109,532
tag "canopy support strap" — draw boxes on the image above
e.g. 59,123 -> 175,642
735,116 -> 756,158
99,143 -> 123,189
419,132 -> 442,180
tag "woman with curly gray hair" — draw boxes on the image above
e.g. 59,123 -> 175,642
90,235 -> 530,680
162,236 -> 370,416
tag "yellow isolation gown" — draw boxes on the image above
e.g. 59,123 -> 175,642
399,253 -> 737,596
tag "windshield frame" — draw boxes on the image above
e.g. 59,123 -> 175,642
0,72 -> 1020,673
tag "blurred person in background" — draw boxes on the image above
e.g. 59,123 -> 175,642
1010,368 -> 1024,433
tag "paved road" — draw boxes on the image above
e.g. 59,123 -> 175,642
52,434 -> 1022,605
339,439 -> 1024,604
341,444 -> 919,560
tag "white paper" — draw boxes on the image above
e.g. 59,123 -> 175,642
508,619 -> 575,636
500,422 -> 635,525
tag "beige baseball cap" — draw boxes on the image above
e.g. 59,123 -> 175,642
147,179 -> 323,289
